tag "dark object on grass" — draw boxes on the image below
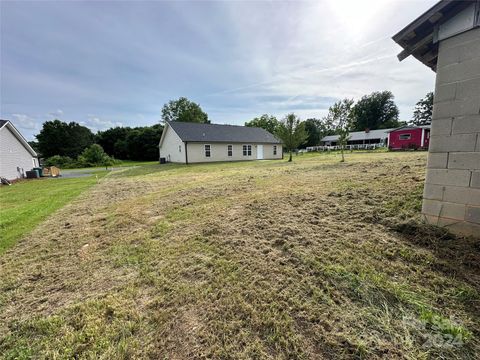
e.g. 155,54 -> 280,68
25,170 -> 40,179
33,167 -> 43,177
1,177 -> 11,186
160,157 -> 166,164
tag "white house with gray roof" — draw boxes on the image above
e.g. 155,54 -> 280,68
159,121 -> 283,164
0,120 -> 39,180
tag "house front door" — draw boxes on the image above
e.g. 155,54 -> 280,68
257,145 -> 264,159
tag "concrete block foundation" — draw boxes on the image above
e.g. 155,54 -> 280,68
422,27 -> 480,237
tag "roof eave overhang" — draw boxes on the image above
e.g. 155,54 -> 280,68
392,0 -> 479,72
158,122 -> 169,147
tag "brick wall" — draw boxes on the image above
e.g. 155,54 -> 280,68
422,27 -> 480,237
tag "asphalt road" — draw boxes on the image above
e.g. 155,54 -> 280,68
58,167 -> 129,178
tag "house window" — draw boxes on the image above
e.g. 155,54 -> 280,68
273,145 -> 277,155
227,145 -> 233,157
399,134 -> 411,140
179,145 -> 181,152
243,144 -> 252,156
204,144 -> 211,157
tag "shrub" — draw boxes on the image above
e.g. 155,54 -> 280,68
43,155 -> 78,168
77,144 -> 118,168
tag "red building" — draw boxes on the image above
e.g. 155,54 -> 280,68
387,125 -> 430,150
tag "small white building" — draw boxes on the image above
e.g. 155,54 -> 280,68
305,128 -> 395,151
0,120 -> 39,180
321,128 -> 395,147
159,121 -> 283,164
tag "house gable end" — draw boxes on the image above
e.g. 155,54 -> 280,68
159,123 -> 186,163
0,120 -> 37,157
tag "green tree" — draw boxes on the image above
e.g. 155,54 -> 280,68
28,141 -> 39,153
324,99 -> 354,162
161,97 -> 209,124
78,144 -> 112,167
43,155 -> 75,168
102,155 -> 115,170
95,124 -> 163,160
303,118 -> 333,147
96,127 -> 132,159
36,120 -> 95,158
411,92 -> 433,126
126,125 -> 162,161
113,139 -> 129,160
351,91 -> 400,131
276,113 -> 308,162
245,114 -> 279,134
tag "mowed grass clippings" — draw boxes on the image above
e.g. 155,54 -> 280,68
0,171 -> 109,254
0,152 -> 479,359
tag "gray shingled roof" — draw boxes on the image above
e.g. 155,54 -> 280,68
322,128 -> 395,142
0,119 -> 8,128
167,121 -> 281,144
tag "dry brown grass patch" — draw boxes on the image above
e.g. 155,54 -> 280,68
1,152 -> 479,359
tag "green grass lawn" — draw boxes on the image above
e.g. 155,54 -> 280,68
0,172 -> 108,254
115,159 -> 159,167
1,152 -> 479,359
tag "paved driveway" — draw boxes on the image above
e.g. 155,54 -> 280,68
59,167 -> 132,178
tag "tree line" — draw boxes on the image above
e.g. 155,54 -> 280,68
31,91 -> 432,167
30,97 -> 209,167
247,90 -> 433,162
31,120 -> 163,168
246,90 -> 433,147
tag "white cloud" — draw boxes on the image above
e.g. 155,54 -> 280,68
1,0 -> 438,129
207,0 -> 436,122
10,113 -> 37,130
81,115 -> 123,132
48,109 -> 64,118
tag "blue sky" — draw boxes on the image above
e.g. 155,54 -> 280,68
1,0 -> 437,140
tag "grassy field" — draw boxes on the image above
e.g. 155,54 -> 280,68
0,152 -> 479,359
115,160 -> 159,167
0,172 -> 108,254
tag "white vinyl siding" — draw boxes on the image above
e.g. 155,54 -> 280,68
159,124 -> 283,164
0,126 -> 38,180
162,140 -> 282,164
185,143 -> 281,163
159,125 -> 185,163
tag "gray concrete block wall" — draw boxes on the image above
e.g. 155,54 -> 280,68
422,27 -> 480,237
